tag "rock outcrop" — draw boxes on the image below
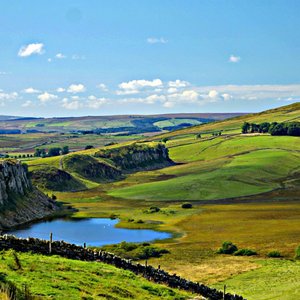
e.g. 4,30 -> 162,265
0,160 -> 59,230
95,143 -> 174,171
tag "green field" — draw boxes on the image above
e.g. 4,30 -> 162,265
0,250 -> 191,300
2,103 -> 300,299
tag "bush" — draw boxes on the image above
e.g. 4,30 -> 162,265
181,203 -> 192,209
295,245 -> 300,259
217,241 -> 238,254
101,241 -> 169,260
267,251 -> 282,258
234,249 -> 257,256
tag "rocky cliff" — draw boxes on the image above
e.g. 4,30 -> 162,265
95,143 -> 174,171
0,160 -> 58,230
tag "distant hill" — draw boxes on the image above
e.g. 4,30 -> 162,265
0,115 -> 22,121
0,113 -> 246,135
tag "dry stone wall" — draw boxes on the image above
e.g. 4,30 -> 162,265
0,235 -> 245,300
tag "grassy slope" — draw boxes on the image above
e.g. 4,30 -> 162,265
0,250 -> 191,300
5,103 -> 300,299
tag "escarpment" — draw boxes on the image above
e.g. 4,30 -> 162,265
0,160 -> 59,230
95,143 -> 174,171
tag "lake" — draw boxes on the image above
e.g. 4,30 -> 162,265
8,218 -> 171,246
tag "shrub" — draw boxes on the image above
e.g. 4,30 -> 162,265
101,241 -> 169,260
295,245 -> 300,259
181,203 -> 192,209
234,249 -> 257,256
267,251 -> 282,258
217,241 -> 238,254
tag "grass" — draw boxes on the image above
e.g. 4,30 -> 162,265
0,250 -> 191,300
154,118 -> 202,128
109,148 -> 300,201
2,103 -> 300,298
212,259 -> 300,300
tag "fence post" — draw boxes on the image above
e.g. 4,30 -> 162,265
223,284 -> 226,300
49,232 -> 53,254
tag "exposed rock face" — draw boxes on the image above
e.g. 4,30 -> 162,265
95,143 -> 174,171
0,160 -> 31,205
0,160 -> 59,230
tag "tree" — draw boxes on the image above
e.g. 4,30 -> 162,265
259,122 -> 270,133
195,133 -> 201,139
162,138 -> 168,143
241,122 -> 250,134
85,145 -> 94,150
48,147 -> 61,157
250,123 -> 259,133
62,146 -> 69,155
287,122 -> 300,136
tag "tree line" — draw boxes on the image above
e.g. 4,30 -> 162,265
34,146 -> 69,158
242,121 -> 300,136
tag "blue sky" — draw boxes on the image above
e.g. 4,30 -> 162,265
0,0 -> 300,117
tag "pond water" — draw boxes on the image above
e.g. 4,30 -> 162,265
8,218 -> 171,247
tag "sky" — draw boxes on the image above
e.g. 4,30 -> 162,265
0,0 -> 300,117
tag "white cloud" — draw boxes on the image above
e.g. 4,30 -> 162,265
55,53 -> 66,59
0,92 -> 18,100
117,79 -> 163,95
222,93 -> 231,101
18,43 -> 44,57
23,87 -> 40,94
229,55 -> 241,63
56,87 -> 65,93
168,80 -> 190,88
21,100 -> 33,107
163,101 -> 175,108
48,58 -> 52,63
61,98 -> 82,110
97,83 -> 108,92
38,92 -> 58,103
87,97 -> 109,109
147,37 -> 168,44
67,83 -> 86,93
208,90 -> 219,99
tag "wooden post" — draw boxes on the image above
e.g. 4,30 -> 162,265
49,232 -> 53,254
223,284 -> 226,300
84,242 -> 86,249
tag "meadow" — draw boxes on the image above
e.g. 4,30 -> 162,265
0,250 -> 191,300
3,103 -> 300,299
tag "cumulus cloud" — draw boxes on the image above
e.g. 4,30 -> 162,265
56,87 -> 65,93
87,97 -> 109,109
67,84 -> 86,93
147,37 -> 168,44
229,55 -> 241,63
0,92 -> 18,100
168,80 -> 190,88
117,79 -> 163,95
97,83 -> 108,92
55,53 -> 66,59
21,100 -> 33,107
23,87 -> 40,94
61,98 -> 82,110
18,43 -> 44,57
38,92 -> 58,103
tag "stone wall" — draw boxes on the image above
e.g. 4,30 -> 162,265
0,235 -> 245,300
